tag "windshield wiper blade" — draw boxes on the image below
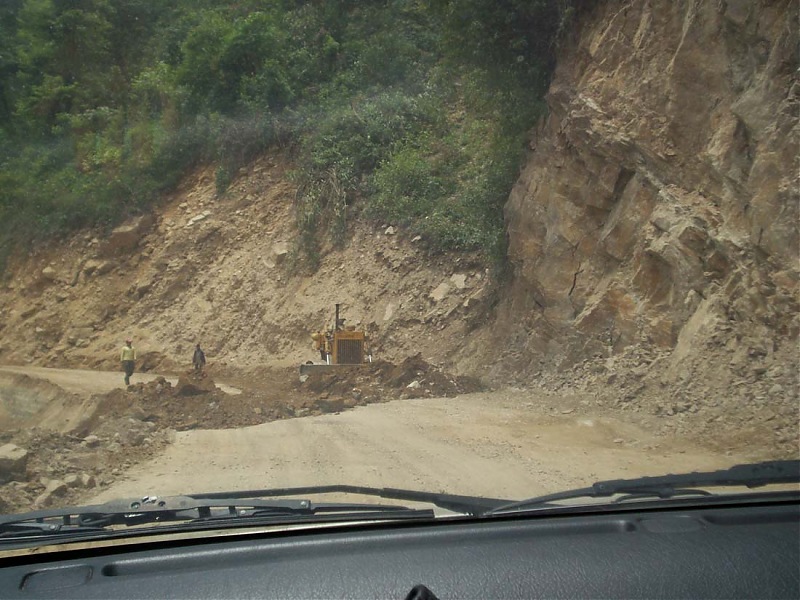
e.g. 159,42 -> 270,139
0,495 -> 312,528
0,521 -> 108,541
0,494 -> 435,543
190,485 -> 512,515
486,460 -> 800,515
0,484 -> 505,544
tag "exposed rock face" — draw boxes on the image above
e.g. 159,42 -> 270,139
497,0 -> 798,374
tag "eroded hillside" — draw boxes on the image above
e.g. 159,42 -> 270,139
0,0 -> 796,450
0,156 -> 493,376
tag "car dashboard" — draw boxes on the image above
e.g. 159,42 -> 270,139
0,496 -> 798,599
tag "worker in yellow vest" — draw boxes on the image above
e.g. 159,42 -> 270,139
120,338 -> 136,386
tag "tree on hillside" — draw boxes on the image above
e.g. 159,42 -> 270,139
13,0 -> 117,130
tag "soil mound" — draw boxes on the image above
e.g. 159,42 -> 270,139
84,375 -> 267,432
299,353 -> 483,402
174,371 -> 217,396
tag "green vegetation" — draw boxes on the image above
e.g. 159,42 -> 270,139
0,0 -> 579,269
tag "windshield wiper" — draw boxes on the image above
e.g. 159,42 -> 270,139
12,460 -> 791,543
0,495 -> 428,544
486,460 -> 800,516
190,485 -> 511,515
0,486 -> 509,545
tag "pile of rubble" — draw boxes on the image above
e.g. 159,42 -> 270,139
299,354 -> 483,404
0,357 -> 482,513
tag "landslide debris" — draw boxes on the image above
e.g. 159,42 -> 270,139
0,358 -> 479,514
299,354 -> 483,405
0,423 -> 172,516
529,338 -> 799,460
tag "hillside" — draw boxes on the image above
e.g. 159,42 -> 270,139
0,0 -> 796,462
0,154 -> 493,376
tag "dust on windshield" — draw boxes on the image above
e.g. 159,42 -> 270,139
0,0 -> 797,520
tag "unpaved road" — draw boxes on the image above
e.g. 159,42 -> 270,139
91,390 -> 753,505
0,365 -> 755,505
0,365 -> 241,395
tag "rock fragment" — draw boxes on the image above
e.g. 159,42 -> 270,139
0,444 -> 28,482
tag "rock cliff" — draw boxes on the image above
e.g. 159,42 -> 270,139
487,0 -> 798,389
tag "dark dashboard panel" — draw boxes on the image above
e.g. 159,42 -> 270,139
2,501 -> 798,599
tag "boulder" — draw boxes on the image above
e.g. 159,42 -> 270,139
450,274 -> 467,290
84,259 -> 117,277
35,479 -> 68,508
383,303 -> 396,322
272,241 -> 290,264
99,214 -> 154,257
41,266 -> 58,282
430,282 -> 450,303
0,444 -> 28,483
175,372 -> 217,396
186,211 -> 211,227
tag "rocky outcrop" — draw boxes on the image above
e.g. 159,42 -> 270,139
494,0 -> 798,380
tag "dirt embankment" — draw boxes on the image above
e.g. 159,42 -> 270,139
0,357 -> 479,514
0,155 -> 494,380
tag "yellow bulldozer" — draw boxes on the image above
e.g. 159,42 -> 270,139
300,304 -> 372,376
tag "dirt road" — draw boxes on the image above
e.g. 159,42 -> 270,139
0,365 -> 757,508
91,389 -> 753,505
0,366 -> 241,395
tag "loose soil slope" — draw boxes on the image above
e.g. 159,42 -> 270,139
0,156 -> 492,378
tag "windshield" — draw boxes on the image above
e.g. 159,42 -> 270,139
0,0 -> 797,546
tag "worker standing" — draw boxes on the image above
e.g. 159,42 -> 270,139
120,338 -> 136,386
192,343 -> 206,372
